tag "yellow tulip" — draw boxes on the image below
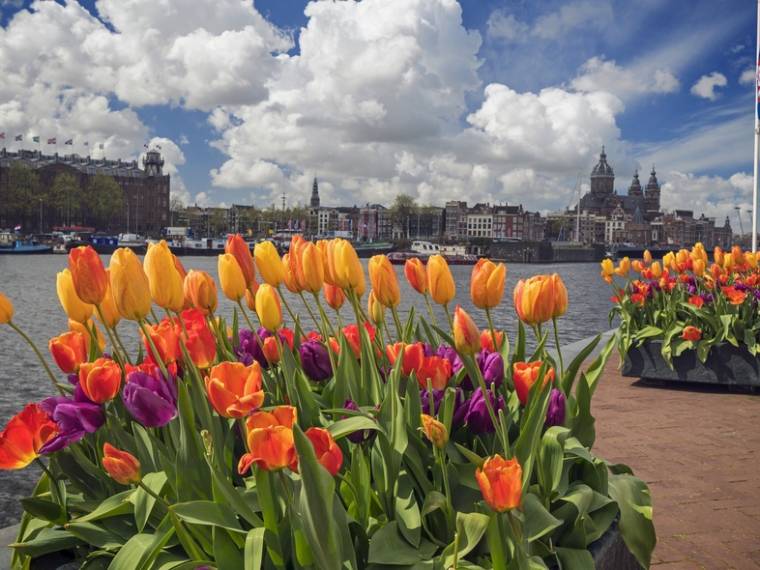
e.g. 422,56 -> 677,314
95,269 -> 121,328
747,252 -> 758,269
713,246 -> 723,265
662,252 -> 676,271
184,270 -> 218,315
427,255 -> 455,305
368,254 -> 400,308
367,290 -> 385,325
218,253 -> 247,302
650,261 -> 663,278
144,241 -> 184,312
643,250 -> 652,264
254,241 -> 286,287
614,257 -> 630,277
600,258 -> 614,281
333,239 -> 365,296
56,268 -> 94,323
109,248 -> 151,321
69,318 -> 106,354
255,284 -> 282,332
0,291 -> 13,324
470,259 -> 506,309
301,242 -> 324,294
512,274 -> 558,325
692,258 -> 706,276
550,274 -> 568,318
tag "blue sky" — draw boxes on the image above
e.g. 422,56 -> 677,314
0,0 -> 756,222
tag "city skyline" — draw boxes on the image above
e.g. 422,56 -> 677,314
0,0 -> 756,222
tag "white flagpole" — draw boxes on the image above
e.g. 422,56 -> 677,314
753,0 -> 760,252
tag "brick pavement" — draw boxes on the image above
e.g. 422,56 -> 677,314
593,359 -> 760,569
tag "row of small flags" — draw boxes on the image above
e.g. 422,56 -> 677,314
0,133 -> 104,148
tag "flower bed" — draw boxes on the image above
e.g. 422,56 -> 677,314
603,244 -> 760,382
0,238 -> 655,569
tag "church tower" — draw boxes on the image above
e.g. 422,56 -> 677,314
628,170 -> 643,197
644,166 -> 661,216
590,146 -> 614,196
310,177 -> 320,209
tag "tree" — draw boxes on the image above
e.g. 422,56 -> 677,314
390,193 -> 417,239
86,174 -> 124,231
2,163 -> 40,228
48,172 -> 82,227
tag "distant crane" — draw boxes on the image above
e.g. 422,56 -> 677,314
735,206 -> 745,236
556,173 -> 583,242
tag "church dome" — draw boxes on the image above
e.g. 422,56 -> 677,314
591,146 -> 614,177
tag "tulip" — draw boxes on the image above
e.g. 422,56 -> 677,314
480,329 -> 505,352
67,245 -> 108,306
550,273 -> 568,318
68,319 -> 106,355
650,261 -> 663,279
0,403 -> 58,470
386,342 -> 425,376
239,406 -> 298,473
545,389 -> 566,427
78,357 -> 122,404
722,286 -> 747,306
643,250 -> 653,264
244,282 -> 259,313
512,361 -> 555,406
39,393 -> 104,453
477,350 -> 504,388
49,331 -> 88,373
427,255 -> 455,305
464,388 -> 505,434
436,345 -> 463,374
57,269 -> 94,323
600,258 -> 614,283
693,259 -> 706,277
417,356 -> 452,390
453,305 -> 480,355
301,242 -> 325,293
218,253 -> 247,302
205,361 -> 264,418
109,248 -> 151,321
475,454 -> 522,512
93,270 -> 121,328
254,241 -> 286,287
305,427 -> 343,476
180,309 -> 217,368
342,322 -> 376,358
512,274 -> 561,325
681,326 -> 702,342
662,252 -> 676,271
420,414 -> 448,449
255,284 -> 282,332
317,240 -> 338,286
368,255 -> 400,307
404,258 -> 427,294
123,370 -> 178,427
367,291 -> 385,325
333,239 -> 365,295
142,317 -> 181,365
225,234 -> 256,287
470,259 -> 506,309
299,339 -> 332,382
281,253 -> 301,294
0,292 -> 13,324
184,270 -> 218,315
342,399 -> 377,444
324,283 -> 345,310
102,443 -> 141,485
144,241 -> 184,312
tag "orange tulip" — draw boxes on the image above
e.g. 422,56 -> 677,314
722,286 -> 747,305
225,234 -> 256,287
244,281 -> 260,312
475,454 -> 522,512
613,257 -> 630,277
681,326 -> 702,342
368,255 -> 400,307
317,239 -> 338,286
0,291 -> 13,324
205,361 -> 265,418
417,356 -> 452,390
324,283 -> 345,310
49,331 -> 88,373
143,318 -> 181,365
386,342 -> 425,376
643,250 -> 653,264
480,329 -> 504,352
513,274 -> 558,325
300,241 -> 324,294
68,319 -> 106,355
427,255 -> 455,305
102,443 -> 141,485
0,404 -> 58,470
262,336 -> 282,365
181,309 -> 217,368
255,284 -> 282,332
305,427 -> 343,476
550,274 -> 568,318
420,414 -> 448,449
692,259 -> 706,277
512,361 -> 555,406
94,269 -> 121,328
281,253 -> 302,294
68,245 -> 108,305
79,357 -> 122,403
184,270 -> 218,315
239,406 -> 298,473
57,268 -> 94,323
342,323 -> 376,358
453,305 -> 480,355
404,258 -> 427,294
470,259 -> 506,309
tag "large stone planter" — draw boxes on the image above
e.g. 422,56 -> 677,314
623,340 -> 760,387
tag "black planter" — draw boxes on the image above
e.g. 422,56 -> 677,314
589,521 -> 641,570
623,340 -> 760,387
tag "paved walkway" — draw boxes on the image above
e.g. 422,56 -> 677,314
594,360 -> 760,569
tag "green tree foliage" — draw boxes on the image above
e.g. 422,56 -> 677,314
2,162 -> 40,225
48,172 -> 82,227
86,174 -> 125,230
391,193 -> 417,239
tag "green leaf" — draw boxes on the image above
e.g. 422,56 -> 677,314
66,521 -> 125,550
394,470 -> 421,547
131,471 -> 167,532
367,521 -> 436,565
633,325 -> 663,341
554,547 -> 595,569
244,527 -> 266,570
213,527 -> 244,569
560,334 -> 600,394
522,493 -> 562,542
10,528 -> 82,558
608,474 -> 656,569
20,496 -> 64,524
441,512 -> 490,568
74,491 -> 134,523
328,415 -> 383,440
171,501 -> 244,533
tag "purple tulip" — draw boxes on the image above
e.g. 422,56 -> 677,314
39,391 -> 104,453
237,328 -> 292,369
735,282 -> 749,292
701,292 -> 714,304
477,350 -> 504,388
299,340 -> 332,382
464,388 -> 505,434
122,371 -> 178,428
545,389 -> 566,427
421,343 -> 435,357
420,389 -> 445,414
436,345 -> 463,374
343,399 -> 377,444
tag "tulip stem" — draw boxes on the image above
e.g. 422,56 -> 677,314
298,292 -> 321,332
485,308 -> 499,351
8,322 -> 64,395
96,305 -> 125,370
276,285 -> 299,329
390,305 -> 404,342
110,325 -> 132,365
236,300 -> 256,332
137,479 -> 171,508
436,446 -> 454,532
552,317 -> 565,378
138,319 -> 169,380
34,457 -> 62,505
311,292 -> 337,337
471,356 -> 507,452
443,304 -> 454,333
423,293 -> 439,327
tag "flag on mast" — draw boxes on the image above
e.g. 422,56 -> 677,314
64,139 -> 73,145
32,136 -> 40,143
47,137 -> 56,144
0,132 -> 5,140
14,135 -> 22,141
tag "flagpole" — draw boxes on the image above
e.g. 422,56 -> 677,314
753,0 -> 760,252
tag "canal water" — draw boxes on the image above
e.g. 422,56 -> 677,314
0,254 -> 613,526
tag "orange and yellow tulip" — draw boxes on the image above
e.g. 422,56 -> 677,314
102,443 -> 141,485
324,283 -> 345,310
475,454 -> 522,512
255,284 -> 282,332
57,268 -> 94,324
427,255 -> 455,305
367,291 -> 385,325
480,329 -> 505,352
453,305 -> 480,355
69,319 -> 106,354
244,282 -> 259,313
300,242 -> 324,293
205,361 -> 265,418
254,241 -> 286,287
68,245 -> 108,306
281,253 -> 302,294
614,257 -> 630,277
512,361 -> 555,406
404,258 -> 427,294
470,259 -> 506,309
225,234 -> 256,288
420,414 -> 448,449
643,250 -> 653,264
386,342 -> 425,376
143,318 -> 181,365
184,270 -> 218,315
305,427 -> 343,476
368,255 -> 400,307
316,240 -> 338,286
49,331 -> 88,373
78,357 -> 122,404
0,404 -> 57,470
144,241 -> 184,312
0,292 -> 13,324
681,326 -> 702,342
239,406 -> 298,473
94,270 -> 121,328
109,248 -> 151,321
600,258 -> 614,283
218,253 -> 247,302
513,274 -> 565,325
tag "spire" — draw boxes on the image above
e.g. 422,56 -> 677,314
646,166 -> 659,190
591,146 -> 614,178
628,169 -> 642,197
310,177 -> 320,208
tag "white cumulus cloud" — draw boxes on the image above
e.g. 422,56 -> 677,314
690,72 -> 728,101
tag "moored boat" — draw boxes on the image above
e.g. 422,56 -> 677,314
0,238 -> 52,255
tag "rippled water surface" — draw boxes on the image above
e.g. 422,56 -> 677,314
0,255 -> 613,526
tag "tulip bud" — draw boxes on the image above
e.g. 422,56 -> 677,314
404,258 -> 427,294
102,443 -> 141,485
184,270 -> 218,315
218,253 -> 247,302
386,342 -> 425,376
79,357 -> 122,403
650,261 -> 663,278
512,361 -> 555,406
244,281 -> 259,312
368,255 -> 400,307
333,239 -> 365,296
57,269 -> 94,324
144,241 -> 184,312
475,454 -> 522,512
681,325 -> 702,342
299,339 -> 332,382
545,388 -> 566,427
427,255 -> 455,305
254,241 -> 286,287
68,246 -> 108,306
453,305 -> 480,355
367,291 -> 385,325
420,414 -> 448,449
480,329 -> 504,352
225,234 -> 256,287
49,331 -> 88,373
549,273 -> 568,318
643,250 -> 653,264
255,284 -> 282,332
324,283 -> 345,310
417,356 -> 452,390
693,258 -> 706,277
95,270 -> 121,328
0,292 -> 14,324
317,240 -> 338,286
281,253 -> 302,294
614,257 -> 630,277
301,242 -> 324,294
470,259 -> 507,309
109,248 -> 152,321
305,427 -> 343,476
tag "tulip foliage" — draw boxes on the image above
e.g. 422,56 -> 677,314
0,239 -> 655,569
603,244 -> 760,364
